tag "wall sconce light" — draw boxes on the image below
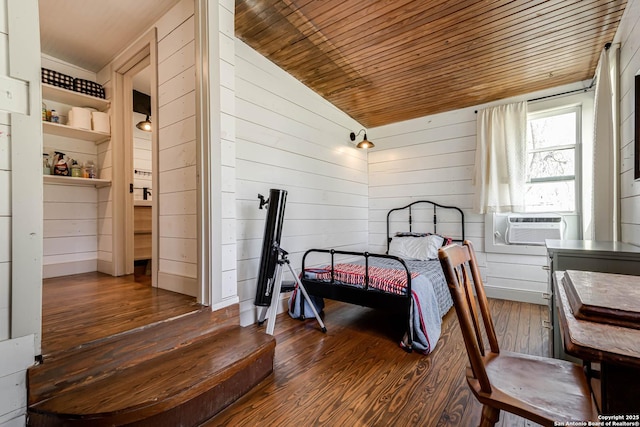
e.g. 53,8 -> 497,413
350,129 -> 374,149
136,115 -> 152,132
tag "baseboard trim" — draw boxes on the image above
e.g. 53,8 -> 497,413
158,271 -> 197,297
43,260 -> 97,279
484,285 -> 546,305
97,259 -> 114,276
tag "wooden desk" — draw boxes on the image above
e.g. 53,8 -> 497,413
554,271 -> 640,414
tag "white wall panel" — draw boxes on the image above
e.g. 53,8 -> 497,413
158,91 -> 196,129
158,15 -> 194,63
159,237 -> 196,264
159,114 -> 196,150
154,0 -> 197,291
158,66 -> 195,107
0,217 -> 9,263
158,40 -> 195,85
159,165 -> 196,193
159,190 -> 196,215
617,0 -> 640,245
0,124 -> 9,170
3,0 -> 40,420
158,215 -> 197,238
235,39 -> 366,324
158,141 -> 196,172
0,171 -> 9,216
155,0 -> 194,41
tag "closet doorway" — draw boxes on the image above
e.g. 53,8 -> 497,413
131,65 -> 154,284
111,29 -> 159,286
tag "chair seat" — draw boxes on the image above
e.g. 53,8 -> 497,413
467,351 -> 597,426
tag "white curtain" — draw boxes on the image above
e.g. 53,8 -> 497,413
473,101 -> 528,214
591,46 -> 618,241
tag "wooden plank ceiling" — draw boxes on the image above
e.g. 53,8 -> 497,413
236,0 -> 627,128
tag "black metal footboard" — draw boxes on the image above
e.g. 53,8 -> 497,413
301,249 -> 415,351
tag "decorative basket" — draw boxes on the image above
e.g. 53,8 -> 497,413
41,68 -> 74,90
73,78 -> 106,99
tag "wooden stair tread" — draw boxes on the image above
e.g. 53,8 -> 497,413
29,326 -> 275,425
29,308 -> 227,404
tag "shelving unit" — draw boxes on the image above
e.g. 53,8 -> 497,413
43,121 -> 110,143
42,83 -> 110,144
42,83 -> 109,110
44,175 -> 111,188
41,82 -> 111,184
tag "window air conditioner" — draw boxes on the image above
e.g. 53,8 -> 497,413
505,214 -> 563,245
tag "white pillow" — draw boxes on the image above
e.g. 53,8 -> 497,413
388,235 -> 444,260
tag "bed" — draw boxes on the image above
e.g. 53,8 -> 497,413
298,200 -> 465,353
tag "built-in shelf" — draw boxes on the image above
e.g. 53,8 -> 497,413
41,83 -> 109,111
43,175 -> 111,188
42,121 -> 110,144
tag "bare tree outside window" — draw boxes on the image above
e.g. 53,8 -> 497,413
525,109 -> 579,212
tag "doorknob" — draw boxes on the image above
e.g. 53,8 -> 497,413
129,183 -> 133,193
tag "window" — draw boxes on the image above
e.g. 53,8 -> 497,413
525,106 -> 580,212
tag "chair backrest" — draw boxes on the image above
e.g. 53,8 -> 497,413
438,240 -> 499,394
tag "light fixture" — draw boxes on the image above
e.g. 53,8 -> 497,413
136,115 -> 152,132
350,129 -> 374,149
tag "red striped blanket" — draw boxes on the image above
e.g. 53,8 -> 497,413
312,263 -> 419,295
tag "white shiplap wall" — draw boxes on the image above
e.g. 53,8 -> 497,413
156,0 -> 198,293
1,0 -> 38,424
617,0 -> 640,245
368,82 -> 596,304
0,119 -> 8,339
213,0 -> 239,307
235,39 -> 368,325
95,0 -> 197,289
41,58 -> 100,278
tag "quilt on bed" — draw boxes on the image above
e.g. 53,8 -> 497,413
302,257 -> 453,354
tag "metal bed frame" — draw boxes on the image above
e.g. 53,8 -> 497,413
300,200 -> 465,352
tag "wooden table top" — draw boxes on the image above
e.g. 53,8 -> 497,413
563,270 -> 640,329
554,271 -> 640,368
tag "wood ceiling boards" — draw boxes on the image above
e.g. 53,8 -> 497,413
235,0 -> 628,128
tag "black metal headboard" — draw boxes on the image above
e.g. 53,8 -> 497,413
386,200 -> 465,253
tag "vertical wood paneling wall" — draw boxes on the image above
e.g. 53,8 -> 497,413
234,39 -> 368,325
618,0 -> 640,245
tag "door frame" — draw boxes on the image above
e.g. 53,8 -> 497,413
111,29 -> 159,284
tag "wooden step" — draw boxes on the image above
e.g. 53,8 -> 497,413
29,307 -> 236,405
28,313 -> 275,426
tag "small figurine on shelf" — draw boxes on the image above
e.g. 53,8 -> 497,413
52,151 -> 69,176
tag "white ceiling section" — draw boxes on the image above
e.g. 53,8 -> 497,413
38,0 -> 181,72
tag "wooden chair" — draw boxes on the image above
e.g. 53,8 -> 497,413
438,241 -> 597,427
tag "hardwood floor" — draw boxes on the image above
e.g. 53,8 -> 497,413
40,273 -> 549,425
206,299 -> 548,427
33,273 -> 275,426
42,272 -> 200,356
